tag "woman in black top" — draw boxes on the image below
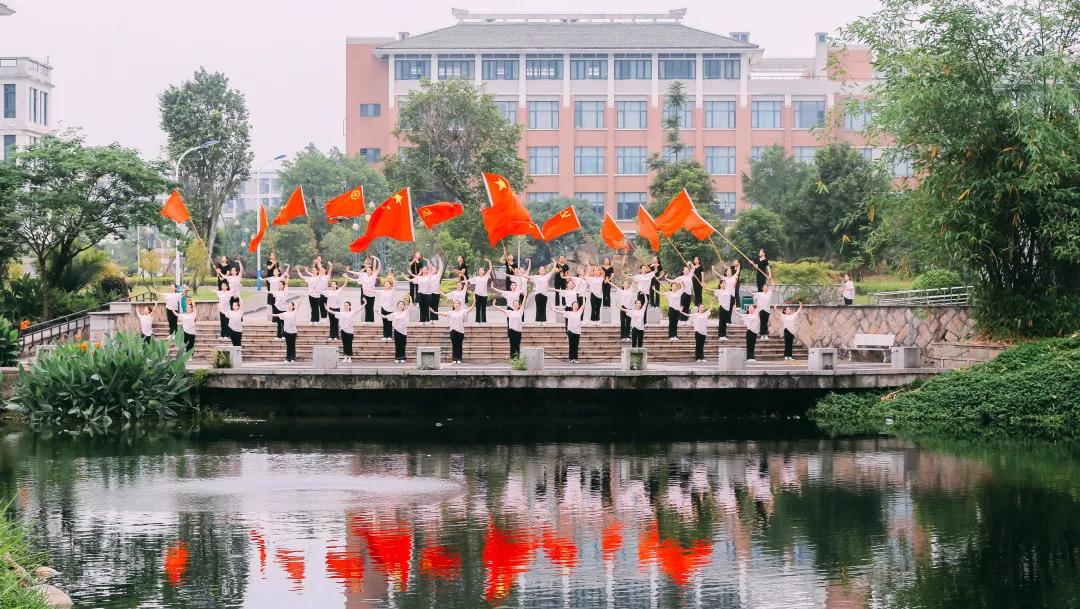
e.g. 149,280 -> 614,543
455,255 -> 469,281
500,252 -> 518,291
264,252 -> 279,279
691,256 -> 704,306
408,252 -> 422,302
601,257 -> 615,307
649,256 -> 663,308
755,249 -> 771,291
552,255 -> 569,306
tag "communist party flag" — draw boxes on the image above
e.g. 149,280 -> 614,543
638,206 -> 661,252
247,204 -> 268,253
541,206 -> 581,242
683,205 -> 717,240
481,172 -> 544,246
325,185 -> 365,224
417,201 -> 463,230
655,189 -> 694,237
159,190 -> 190,224
163,541 -> 189,587
273,187 -> 308,225
349,188 -> 415,252
601,213 -> 629,251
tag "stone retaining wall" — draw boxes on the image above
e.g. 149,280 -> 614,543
924,341 -> 1008,369
791,305 -> 976,352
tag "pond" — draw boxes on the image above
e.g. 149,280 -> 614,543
1,416 -> 1078,609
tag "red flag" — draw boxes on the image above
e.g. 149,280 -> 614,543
349,188 -> 415,252
481,172 -> 542,246
541,206 -> 582,242
325,185 -> 365,224
417,201 -> 463,230
601,213 -> 629,251
273,187 -> 308,225
159,190 -> 190,224
638,206 -> 661,252
247,204 -> 268,253
655,189 -> 694,237
683,206 -> 717,240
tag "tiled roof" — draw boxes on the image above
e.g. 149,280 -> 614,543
374,23 -> 757,52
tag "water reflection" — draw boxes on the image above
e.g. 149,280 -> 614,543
1,421 -> 1078,608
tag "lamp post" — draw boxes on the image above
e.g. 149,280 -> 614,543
172,139 -> 220,286
352,222 -> 362,268
254,154 -> 287,291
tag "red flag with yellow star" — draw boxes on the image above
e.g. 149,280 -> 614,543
349,188 -> 414,252
541,206 -> 581,242
325,185 -> 365,224
272,187 -> 308,225
480,172 -> 543,246
417,201 -> 463,230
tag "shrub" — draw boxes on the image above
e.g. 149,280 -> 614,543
7,332 -> 196,426
772,261 -> 836,304
0,318 -> 18,366
99,275 -> 131,299
912,269 -> 964,291
0,502 -> 50,609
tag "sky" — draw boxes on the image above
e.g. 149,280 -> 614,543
1,0 -> 881,165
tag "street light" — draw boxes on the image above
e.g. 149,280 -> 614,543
253,154 -> 287,291
172,139 -> 220,286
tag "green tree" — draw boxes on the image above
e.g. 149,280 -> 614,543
270,224 -> 316,267
277,144 -> 390,242
525,197 -> 603,265
382,79 -> 529,255
184,238 -> 210,294
729,208 -> 786,264
846,0 -> 1080,337
319,223 -> 360,269
0,134 -> 169,317
741,144 -> 812,236
159,68 -> 254,260
216,209 -> 256,257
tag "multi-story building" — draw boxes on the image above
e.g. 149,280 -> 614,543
346,9 -> 900,225
222,168 -> 284,219
0,55 -> 54,161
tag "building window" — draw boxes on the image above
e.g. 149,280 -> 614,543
750,146 -> 766,162
705,147 -> 736,175
259,178 -> 271,194
844,107 -> 873,131
616,100 -> 647,129
703,53 -> 740,79
751,100 -> 782,129
528,146 -> 559,175
359,103 -> 381,117
40,91 -> 47,126
574,101 -> 604,129
482,55 -> 519,80
526,192 -> 557,204
663,99 -> 693,128
794,100 -> 826,129
2,84 -> 13,119
614,54 -> 651,80
574,147 -> 605,175
2,135 -> 14,161
859,147 -> 875,161
889,152 -> 915,177
794,146 -> 817,164
495,101 -> 517,123
394,55 -> 431,80
658,53 -> 695,80
575,192 -> 606,216
712,192 -> 737,219
616,192 -> 647,221
358,148 -> 380,163
527,100 -> 559,129
525,55 -> 562,80
570,55 -> 607,80
29,88 -> 37,124
616,147 -> 647,175
703,101 -> 735,129
437,54 -> 475,80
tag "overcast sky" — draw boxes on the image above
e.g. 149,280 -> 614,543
1,0 -> 881,165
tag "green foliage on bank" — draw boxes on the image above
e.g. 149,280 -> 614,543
0,502 -> 51,609
0,318 -> 18,366
811,338 -> 1080,439
7,332 -> 196,427
912,269 -> 964,291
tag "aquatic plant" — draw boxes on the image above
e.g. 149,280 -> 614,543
0,318 -> 19,366
0,499 -> 52,609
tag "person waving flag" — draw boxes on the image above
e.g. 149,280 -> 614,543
349,188 -> 415,252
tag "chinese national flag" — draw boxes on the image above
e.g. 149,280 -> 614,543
601,213 -> 629,251
349,188 -> 415,252
273,187 -> 308,225
159,190 -> 190,224
541,206 -> 581,242
325,185 -> 365,224
481,172 -> 543,246
247,204 -> 268,253
638,206 -> 661,252
683,206 -> 717,240
417,201 -> 463,230
655,189 -> 694,237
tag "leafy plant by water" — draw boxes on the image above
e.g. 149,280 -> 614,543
0,318 -> 19,366
6,332 -> 196,426
0,499 -> 51,609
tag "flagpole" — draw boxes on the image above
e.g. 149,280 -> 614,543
171,139 -> 219,287
709,229 -> 765,275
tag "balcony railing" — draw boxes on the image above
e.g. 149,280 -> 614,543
870,286 -> 973,306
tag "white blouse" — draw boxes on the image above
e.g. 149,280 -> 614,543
753,290 -> 772,313
177,313 -> 197,335
216,291 -> 232,313
503,308 -> 525,332
586,276 -> 604,298
336,309 -> 358,333
626,307 -> 646,331
163,292 -> 181,312
275,310 -> 298,334
688,311 -> 710,335
563,307 -> 585,334
137,313 -> 154,337
391,310 -> 410,335
633,272 -> 655,295
224,310 -> 244,333
469,275 -> 490,297
447,309 -> 467,334
663,289 -> 683,308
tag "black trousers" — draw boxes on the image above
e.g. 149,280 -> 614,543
418,294 -> 430,323
267,292 -> 276,310
695,332 -> 706,360
450,330 -> 464,362
759,310 -> 770,338
507,329 -> 521,358
680,293 -> 692,314
308,296 -> 320,323
393,330 -> 407,360
693,284 -> 703,306
534,293 -> 547,322
328,308 -> 340,339
784,329 -> 795,358
746,331 -> 757,360
230,329 -> 242,347
475,295 -> 488,322
602,282 -> 611,307
284,332 -> 296,361
620,311 -> 631,339
273,306 -> 285,338
183,332 -> 196,352
590,295 -> 602,322
668,308 -> 680,338
631,328 -> 644,348
567,331 -> 580,360
844,298 -> 853,306
363,293 -> 375,323
319,295 -> 328,320
342,332 -> 354,357
409,282 -> 418,302
381,309 -> 393,339
649,280 -> 660,307
166,309 -> 178,334
757,276 -> 767,291
219,312 -> 229,338
429,294 -> 441,318
718,308 -> 729,338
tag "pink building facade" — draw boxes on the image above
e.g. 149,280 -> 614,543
346,9 -> 891,226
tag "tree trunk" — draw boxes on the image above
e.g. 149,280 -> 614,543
37,255 -> 50,320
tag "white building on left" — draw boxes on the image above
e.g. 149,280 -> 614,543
1,4 -> 56,160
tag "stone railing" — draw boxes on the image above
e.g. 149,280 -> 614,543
788,305 -> 976,353
924,341 -> 1007,369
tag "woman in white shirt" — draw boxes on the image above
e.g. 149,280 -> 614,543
468,261 -> 493,323
377,275 -> 397,342
297,266 -> 323,324
498,299 -> 526,359
346,257 -> 381,323
585,267 -> 607,323
324,277 -> 349,342
330,301 -> 359,363
614,280 -> 637,341
136,303 -> 157,344
712,267 -> 738,341
445,280 -> 469,314
412,266 -> 432,324
215,281 -> 235,341
620,300 -> 648,348
426,260 -> 445,325
630,265 -> 657,320
777,303 -> 804,361
156,288 -> 182,334
215,259 -> 245,295
573,267 -> 590,309
528,265 -> 556,323
733,305 -> 761,362
662,284 -> 685,341
675,304 -> 711,362
557,300 -> 586,363
676,265 -> 695,315
270,301 -> 299,362
224,300 -> 245,348
314,263 -> 332,322
753,283 -> 773,340
266,264 -> 290,313
176,309 -> 198,352
269,280 -> 289,341
381,300 -> 412,363
431,299 -> 475,364
842,274 -> 856,306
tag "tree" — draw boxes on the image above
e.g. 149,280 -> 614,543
159,68 -> 254,261
216,209 -> 256,258
277,144 -> 390,242
0,134 -> 169,317
382,79 -> 529,255
138,250 -> 162,279
270,224 -> 316,267
525,197 -> 603,265
846,0 -> 1080,337
729,208 -> 787,265
319,223 -> 360,269
741,144 -> 812,234
184,238 -> 210,294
